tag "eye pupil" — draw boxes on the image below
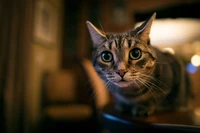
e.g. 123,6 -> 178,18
130,48 -> 141,60
101,51 -> 113,62
103,53 -> 110,60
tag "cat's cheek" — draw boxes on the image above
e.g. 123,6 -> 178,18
145,60 -> 156,68
112,73 -> 122,82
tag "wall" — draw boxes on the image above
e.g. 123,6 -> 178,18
97,0 -> 200,33
25,0 -> 64,131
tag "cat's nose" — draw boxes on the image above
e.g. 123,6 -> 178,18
116,70 -> 127,78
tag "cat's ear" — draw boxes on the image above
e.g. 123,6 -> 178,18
135,12 -> 156,42
86,21 -> 107,47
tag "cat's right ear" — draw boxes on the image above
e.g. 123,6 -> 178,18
86,21 -> 107,47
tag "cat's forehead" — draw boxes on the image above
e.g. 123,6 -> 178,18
106,33 -> 124,39
105,32 -> 141,45
106,29 -> 139,39
106,31 -> 131,39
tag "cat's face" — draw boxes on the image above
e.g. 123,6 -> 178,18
87,13 -> 157,93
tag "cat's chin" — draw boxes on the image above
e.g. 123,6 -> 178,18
114,81 -> 132,88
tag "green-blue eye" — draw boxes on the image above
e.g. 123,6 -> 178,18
101,51 -> 113,62
129,48 -> 142,60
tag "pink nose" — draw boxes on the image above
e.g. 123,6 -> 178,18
116,70 -> 127,78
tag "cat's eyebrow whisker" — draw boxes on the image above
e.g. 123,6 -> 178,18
98,20 -> 108,41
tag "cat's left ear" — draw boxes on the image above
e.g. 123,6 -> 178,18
135,12 -> 156,42
86,21 -> 107,48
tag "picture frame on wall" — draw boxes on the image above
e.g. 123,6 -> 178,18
33,0 -> 58,48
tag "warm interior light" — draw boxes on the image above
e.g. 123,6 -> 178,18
135,18 -> 200,46
163,47 -> 175,54
191,55 -> 200,67
195,108 -> 200,116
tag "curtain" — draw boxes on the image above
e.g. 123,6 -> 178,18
0,0 -> 33,133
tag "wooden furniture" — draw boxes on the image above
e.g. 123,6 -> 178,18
39,58 -> 99,133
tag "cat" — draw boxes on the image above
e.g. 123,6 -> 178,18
86,13 -> 192,116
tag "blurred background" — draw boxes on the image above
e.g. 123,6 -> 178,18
0,0 -> 200,133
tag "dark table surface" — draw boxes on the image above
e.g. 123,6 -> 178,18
101,104 -> 200,133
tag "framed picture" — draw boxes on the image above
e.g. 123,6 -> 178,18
33,0 -> 58,48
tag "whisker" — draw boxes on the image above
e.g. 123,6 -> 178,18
98,20 -> 108,41
107,75 -> 114,78
105,80 -> 113,92
132,80 -> 144,96
140,73 -> 170,88
136,78 -> 157,106
86,78 -> 100,102
144,79 -> 170,96
88,79 -> 112,103
138,76 -> 173,103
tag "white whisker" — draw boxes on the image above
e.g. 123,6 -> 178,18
140,73 -> 170,89
138,75 -> 173,103
136,78 -> 157,106
105,80 -> 114,92
98,20 -> 108,41
85,78 -> 100,103
132,80 -> 144,97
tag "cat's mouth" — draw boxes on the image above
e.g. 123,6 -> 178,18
116,79 -> 131,88
120,79 -> 126,82
114,79 -> 141,89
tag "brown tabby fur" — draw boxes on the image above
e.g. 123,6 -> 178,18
86,13 -> 191,116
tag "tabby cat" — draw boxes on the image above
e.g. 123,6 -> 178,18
86,13 -> 191,116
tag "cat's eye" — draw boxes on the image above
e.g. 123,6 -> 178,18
129,48 -> 142,60
101,51 -> 113,62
